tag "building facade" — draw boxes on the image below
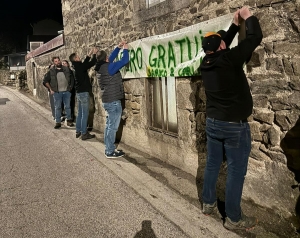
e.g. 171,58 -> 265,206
26,0 -> 300,217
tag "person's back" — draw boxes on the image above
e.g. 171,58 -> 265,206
97,62 -> 124,103
69,49 -> 97,140
71,54 -> 96,93
200,7 -> 263,231
95,42 -> 129,159
200,13 -> 262,121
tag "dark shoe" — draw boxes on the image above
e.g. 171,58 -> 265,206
105,151 -> 124,158
81,132 -> 95,140
54,123 -> 61,129
202,201 -> 217,215
67,120 -> 74,127
115,150 -> 125,156
76,132 -> 81,138
224,213 -> 257,230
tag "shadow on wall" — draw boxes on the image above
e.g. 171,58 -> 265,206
88,91 -> 95,131
133,220 -> 157,238
280,116 -> 300,232
115,98 -> 125,143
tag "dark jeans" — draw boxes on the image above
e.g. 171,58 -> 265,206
202,117 -> 251,222
76,92 -> 89,135
70,87 -> 76,120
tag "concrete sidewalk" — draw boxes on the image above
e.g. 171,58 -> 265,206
5,85 -> 290,238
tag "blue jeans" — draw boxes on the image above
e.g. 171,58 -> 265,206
202,117 -> 251,222
53,91 -> 72,123
76,92 -> 90,134
102,100 -> 122,155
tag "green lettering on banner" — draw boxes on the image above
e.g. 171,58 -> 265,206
127,48 -> 143,73
136,47 -> 143,69
168,42 -> 176,68
130,49 -> 137,72
149,45 -> 157,67
175,38 -> 186,63
170,67 -> 174,77
178,66 -> 198,77
186,37 -> 192,61
147,67 -> 167,77
157,45 -> 166,68
199,30 -> 204,46
122,13 -> 236,78
194,36 -> 199,57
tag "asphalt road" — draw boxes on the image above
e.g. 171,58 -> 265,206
0,85 -> 240,238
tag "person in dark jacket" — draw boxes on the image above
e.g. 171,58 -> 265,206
69,47 -> 98,140
200,6 -> 263,230
43,57 -> 74,129
62,60 -> 76,120
95,40 -> 129,158
43,64 -> 55,120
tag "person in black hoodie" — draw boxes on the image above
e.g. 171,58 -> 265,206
200,6 -> 263,230
69,47 -> 98,140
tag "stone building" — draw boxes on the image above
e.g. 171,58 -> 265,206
25,0 -> 300,218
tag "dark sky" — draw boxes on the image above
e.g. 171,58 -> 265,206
0,0 -> 63,52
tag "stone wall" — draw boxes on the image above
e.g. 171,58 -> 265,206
26,50 -> 62,100
26,0 -> 300,217
0,70 -> 27,89
0,70 -> 11,85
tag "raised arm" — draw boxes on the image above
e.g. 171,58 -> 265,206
82,47 -> 98,70
222,10 -> 241,48
82,55 -> 97,70
108,43 -> 129,75
226,7 -> 263,66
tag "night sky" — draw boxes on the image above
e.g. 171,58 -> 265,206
0,0 -> 63,53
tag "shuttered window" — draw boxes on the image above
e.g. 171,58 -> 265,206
147,77 -> 178,135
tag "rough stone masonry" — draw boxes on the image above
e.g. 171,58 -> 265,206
24,0 -> 300,219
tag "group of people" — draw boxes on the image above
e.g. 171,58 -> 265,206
43,41 -> 129,152
43,6 -> 262,231
43,58 -> 75,128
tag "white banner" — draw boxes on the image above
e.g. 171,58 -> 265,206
122,13 -> 237,78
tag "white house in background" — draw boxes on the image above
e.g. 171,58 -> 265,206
5,52 -> 26,71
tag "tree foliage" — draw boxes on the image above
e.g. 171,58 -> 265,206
0,32 -> 15,56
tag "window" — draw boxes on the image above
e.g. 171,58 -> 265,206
146,0 -> 166,8
148,77 -> 178,135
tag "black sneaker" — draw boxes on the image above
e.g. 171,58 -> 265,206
67,120 -> 74,127
54,123 -> 61,129
224,213 -> 257,230
76,132 -> 81,138
81,132 -> 95,140
115,150 -> 125,156
105,151 -> 124,158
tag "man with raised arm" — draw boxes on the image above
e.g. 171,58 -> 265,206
69,47 -> 98,140
95,41 -> 129,158
200,6 -> 263,230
